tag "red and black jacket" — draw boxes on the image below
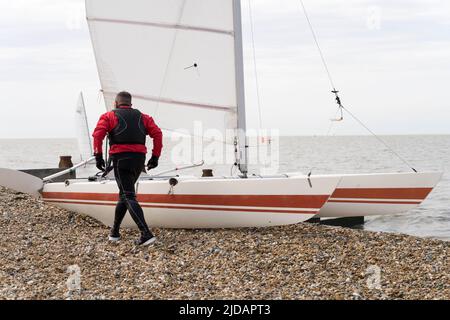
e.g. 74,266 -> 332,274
92,106 -> 163,157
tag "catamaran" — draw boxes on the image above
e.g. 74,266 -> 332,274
0,0 -> 442,229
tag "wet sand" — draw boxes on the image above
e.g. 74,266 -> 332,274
0,187 -> 448,300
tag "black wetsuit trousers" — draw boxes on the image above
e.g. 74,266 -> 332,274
111,152 -> 152,237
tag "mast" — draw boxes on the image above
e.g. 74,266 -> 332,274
233,0 -> 248,177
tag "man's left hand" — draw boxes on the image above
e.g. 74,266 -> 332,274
95,154 -> 106,171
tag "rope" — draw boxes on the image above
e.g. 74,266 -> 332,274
298,0 -> 417,173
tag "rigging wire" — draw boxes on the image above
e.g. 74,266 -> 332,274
298,0 -> 337,91
340,106 -> 417,172
298,0 -> 417,173
248,0 -> 273,177
248,0 -> 264,130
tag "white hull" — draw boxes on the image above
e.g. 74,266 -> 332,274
318,172 -> 442,217
43,175 -> 340,229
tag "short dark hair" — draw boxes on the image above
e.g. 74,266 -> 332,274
115,91 -> 132,106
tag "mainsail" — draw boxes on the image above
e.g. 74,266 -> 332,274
86,0 -> 246,155
75,92 -> 93,161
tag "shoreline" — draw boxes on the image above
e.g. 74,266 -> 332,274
0,187 -> 448,300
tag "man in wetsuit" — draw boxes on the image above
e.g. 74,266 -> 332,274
92,91 -> 163,246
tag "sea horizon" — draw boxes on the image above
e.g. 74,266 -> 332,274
1,133 -> 450,141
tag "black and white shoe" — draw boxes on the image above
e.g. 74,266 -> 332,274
135,235 -> 157,247
108,230 -> 121,242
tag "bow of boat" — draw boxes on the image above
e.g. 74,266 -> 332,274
318,172 -> 443,217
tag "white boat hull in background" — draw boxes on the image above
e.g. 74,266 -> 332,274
318,172 -> 442,217
42,175 -> 341,229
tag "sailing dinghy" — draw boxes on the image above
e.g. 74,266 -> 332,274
75,92 -> 93,163
0,0 -> 442,228
39,0 -> 342,229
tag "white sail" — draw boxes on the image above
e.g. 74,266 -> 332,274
86,0 -> 241,145
75,92 -> 93,161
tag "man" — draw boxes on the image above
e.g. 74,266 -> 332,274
92,91 -> 163,246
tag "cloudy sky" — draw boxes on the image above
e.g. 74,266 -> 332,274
1,0 -> 449,138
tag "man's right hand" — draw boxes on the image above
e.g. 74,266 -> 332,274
95,154 -> 106,171
147,155 -> 159,171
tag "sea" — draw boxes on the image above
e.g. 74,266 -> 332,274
0,135 -> 448,241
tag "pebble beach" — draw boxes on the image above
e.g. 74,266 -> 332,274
0,187 -> 448,300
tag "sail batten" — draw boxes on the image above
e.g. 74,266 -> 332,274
87,17 -> 235,36
101,90 -> 237,112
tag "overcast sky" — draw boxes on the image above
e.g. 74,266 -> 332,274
1,0 -> 449,138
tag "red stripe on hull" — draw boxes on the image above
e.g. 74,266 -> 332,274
327,199 -> 421,205
44,200 -> 317,215
42,192 -> 329,209
331,188 -> 432,200
140,204 -> 316,214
